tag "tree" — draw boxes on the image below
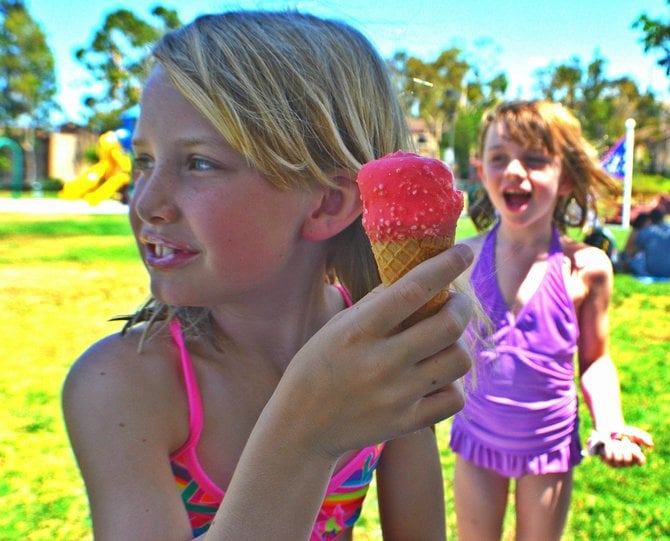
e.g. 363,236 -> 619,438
75,6 -> 181,132
388,48 -> 470,154
452,71 -> 508,180
533,52 -> 667,178
533,54 -> 661,149
634,2 -> 670,76
0,0 -> 58,185
388,45 -> 507,178
534,55 -> 583,110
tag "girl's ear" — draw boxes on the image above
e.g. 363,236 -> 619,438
558,172 -> 574,196
302,172 -> 362,241
476,159 -> 484,181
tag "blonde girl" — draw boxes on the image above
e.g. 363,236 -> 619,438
63,10 -> 474,541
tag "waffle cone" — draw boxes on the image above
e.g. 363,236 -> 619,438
371,234 -> 454,327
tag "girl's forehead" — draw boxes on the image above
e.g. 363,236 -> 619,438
485,120 -> 522,145
487,119 -> 549,153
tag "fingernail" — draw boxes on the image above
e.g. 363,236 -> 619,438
454,243 -> 474,265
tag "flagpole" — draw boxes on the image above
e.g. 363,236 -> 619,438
621,118 -> 636,229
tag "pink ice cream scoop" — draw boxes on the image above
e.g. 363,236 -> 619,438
357,150 -> 464,325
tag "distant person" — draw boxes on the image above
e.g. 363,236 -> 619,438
621,211 -> 651,273
450,100 -> 653,541
629,207 -> 670,278
583,217 -> 618,267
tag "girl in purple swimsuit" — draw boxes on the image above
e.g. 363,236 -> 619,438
450,100 -> 653,541
62,10 -> 474,541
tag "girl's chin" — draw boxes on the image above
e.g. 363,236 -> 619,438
501,206 -> 530,220
503,200 -> 531,214
149,283 -> 206,307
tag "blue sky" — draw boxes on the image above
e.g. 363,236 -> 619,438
25,0 -> 670,124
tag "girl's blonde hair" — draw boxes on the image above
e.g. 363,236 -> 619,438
468,100 -> 621,232
122,10 -> 412,337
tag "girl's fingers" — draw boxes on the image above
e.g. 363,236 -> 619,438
419,338 -> 472,388
394,290 -> 474,362
354,244 -> 474,335
281,244 -> 475,453
625,426 -> 654,449
413,378 -> 467,429
602,438 -> 648,467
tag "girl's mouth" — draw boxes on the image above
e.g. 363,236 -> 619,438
503,189 -> 531,211
141,236 -> 199,269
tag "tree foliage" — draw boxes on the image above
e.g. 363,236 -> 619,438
388,46 -> 507,177
534,53 -> 663,150
0,0 -> 58,128
75,6 -> 181,132
389,35 -> 666,178
634,1 -> 670,76
69,5 -> 670,177
0,0 -> 58,185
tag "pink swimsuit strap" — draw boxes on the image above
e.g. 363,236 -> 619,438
168,285 -> 384,539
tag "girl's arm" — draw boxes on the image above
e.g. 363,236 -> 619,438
208,245 -> 473,540
65,245 -> 473,541
376,428 -> 446,540
576,246 -> 653,466
62,334 -> 196,541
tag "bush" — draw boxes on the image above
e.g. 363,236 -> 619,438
37,178 -> 66,192
632,173 -> 670,197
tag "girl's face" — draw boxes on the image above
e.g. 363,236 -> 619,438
480,120 -> 571,230
130,68 -> 319,308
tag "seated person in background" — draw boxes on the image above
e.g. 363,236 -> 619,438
584,218 -> 618,268
629,208 -> 670,277
620,212 -> 650,273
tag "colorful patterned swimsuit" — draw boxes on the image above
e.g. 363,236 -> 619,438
168,286 -> 384,540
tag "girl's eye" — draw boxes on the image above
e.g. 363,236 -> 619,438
133,155 -> 154,172
190,157 -> 218,171
524,155 -> 550,168
489,154 -> 507,165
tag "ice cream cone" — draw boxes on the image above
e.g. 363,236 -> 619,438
357,151 -> 463,327
371,234 -> 455,326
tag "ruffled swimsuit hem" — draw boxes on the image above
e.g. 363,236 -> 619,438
449,429 -> 582,478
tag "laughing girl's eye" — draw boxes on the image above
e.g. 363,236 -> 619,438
488,153 -> 507,165
523,154 -> 551,169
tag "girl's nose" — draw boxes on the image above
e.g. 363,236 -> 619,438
130,169 -> 180,224
504,158 -> 527,178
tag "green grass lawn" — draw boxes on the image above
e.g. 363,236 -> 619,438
0,211 -> 668,540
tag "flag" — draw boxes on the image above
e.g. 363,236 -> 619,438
601,136 -> 626,180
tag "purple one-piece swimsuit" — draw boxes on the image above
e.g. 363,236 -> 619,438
450,223 -> 583,478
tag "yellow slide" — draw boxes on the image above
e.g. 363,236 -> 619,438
59,131 -> 132,205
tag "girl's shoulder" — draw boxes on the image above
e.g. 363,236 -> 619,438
559,236 -> 613,295
62,326 -> 188,451
64,325 -> 176,386
560,236 -> 612,273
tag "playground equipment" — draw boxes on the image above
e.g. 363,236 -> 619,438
0,137 -> 24,198
59,130 -> 132,205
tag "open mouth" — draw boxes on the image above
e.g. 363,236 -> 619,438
148,243 -> 181,258
503,189 -> 531,211
141,237 -> 199,268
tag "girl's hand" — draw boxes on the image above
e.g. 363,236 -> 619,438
209,244 -> 474,540
588,426 -> 654,467
272,243 -> 475,460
